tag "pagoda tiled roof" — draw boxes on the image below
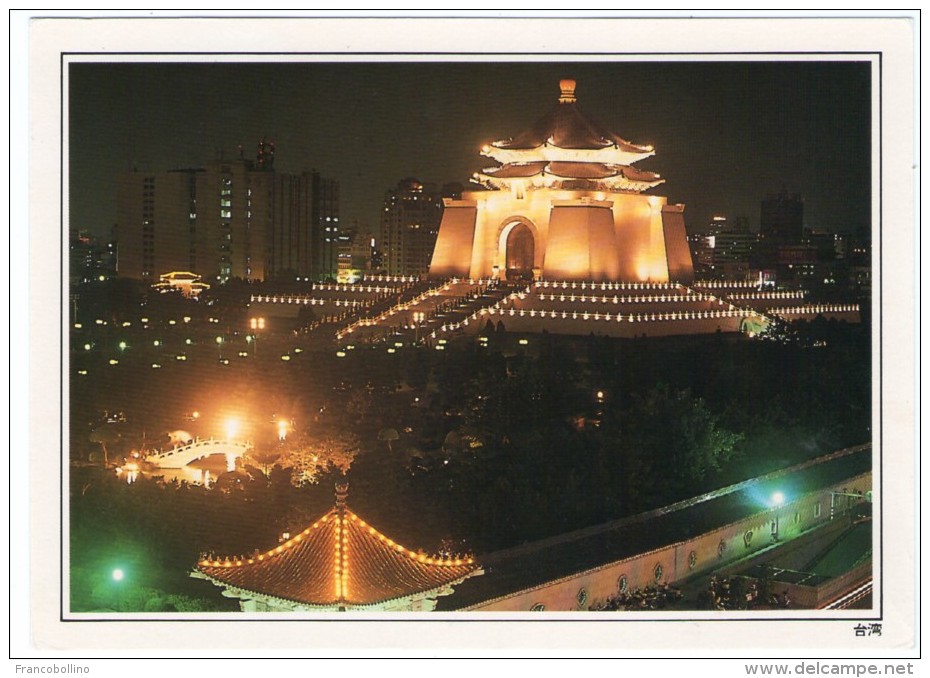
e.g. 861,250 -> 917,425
493,100 -> 651,154
195,506 -> 479,609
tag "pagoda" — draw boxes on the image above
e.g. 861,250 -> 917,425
430,79 -> 694,283
192,484 -> 481,612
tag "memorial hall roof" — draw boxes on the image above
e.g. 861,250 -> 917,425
491,79 -> 653,154
479,161 -> 661,182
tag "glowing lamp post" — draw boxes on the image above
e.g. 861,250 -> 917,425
111,568 -> 125,611
249,317 -> 266,357
225,418 -> 240,441
771,491 -> 785,541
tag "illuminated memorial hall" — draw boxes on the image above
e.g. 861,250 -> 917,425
430,79 -> 694,284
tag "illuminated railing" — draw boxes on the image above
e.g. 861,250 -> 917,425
313,283 -> 402,294
721,291 -> 806,301
769,304 -> 860,316
535,280 -> 684,292
363,274 -> 419,284
335,279 -> 488,340
144,438 -> 251,465
250,295 -> 375,308
532,292 -> 711,304
693,280 -> 760,289
482,306 -> 762,322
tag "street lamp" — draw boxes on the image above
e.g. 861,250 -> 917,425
770,491 -> 785,541
249,317 -> 265,356
111,568 -> 125,611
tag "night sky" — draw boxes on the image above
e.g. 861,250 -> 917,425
69,60 -> 871,239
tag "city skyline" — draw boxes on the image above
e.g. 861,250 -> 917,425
69,60 -> 872,244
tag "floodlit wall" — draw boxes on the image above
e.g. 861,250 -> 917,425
662,204 -> 695,283
428,201 -> 478,278
466,471 -> 871,611
429,189 -> 691,284
545,203 -> 620,280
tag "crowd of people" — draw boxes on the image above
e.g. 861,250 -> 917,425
590,582 -> 684,611
702,574 -> 792,610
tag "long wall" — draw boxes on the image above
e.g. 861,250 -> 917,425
465,471 -> 872,611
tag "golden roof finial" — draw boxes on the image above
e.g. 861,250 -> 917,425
335,482 -> 349,510
558,79 -> 577,104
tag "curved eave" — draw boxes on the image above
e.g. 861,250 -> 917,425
342,566 -> 483,609
473,166 -> 665,193
192,569 -> 341,610
192,565 -> 482,610
483,142 -> 654,167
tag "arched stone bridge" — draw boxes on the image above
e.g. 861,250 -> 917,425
145,438 -> 252,469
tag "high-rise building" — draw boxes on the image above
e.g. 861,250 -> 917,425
760,190 -> 804,243
380,178 -> 445,277
69,228 -> 117,285
116,142 -> 339,283
337,221 -> 379,283
689,216 -> 758,280
311,171 -> 341,281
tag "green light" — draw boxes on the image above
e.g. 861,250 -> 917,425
112,568 -> 124,582
772,492 -> 785,506
118,341 -> 127,350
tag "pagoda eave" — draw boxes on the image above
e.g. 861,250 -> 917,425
473,171 -> 665,193
483,142 -> 654,167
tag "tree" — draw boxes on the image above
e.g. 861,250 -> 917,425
276,429 -> 360,486
88,427 -> 121,466
377,427 -> 399,453
246,448 -> 282,476
618,385 -> 743,506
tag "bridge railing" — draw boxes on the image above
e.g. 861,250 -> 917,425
144,438 -> 251,462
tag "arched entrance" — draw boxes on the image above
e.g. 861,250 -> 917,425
505,223 -> 535,280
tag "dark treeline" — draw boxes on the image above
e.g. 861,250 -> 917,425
69,308 -> 871,610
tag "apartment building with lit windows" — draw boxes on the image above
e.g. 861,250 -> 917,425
116,143 -> 339,283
